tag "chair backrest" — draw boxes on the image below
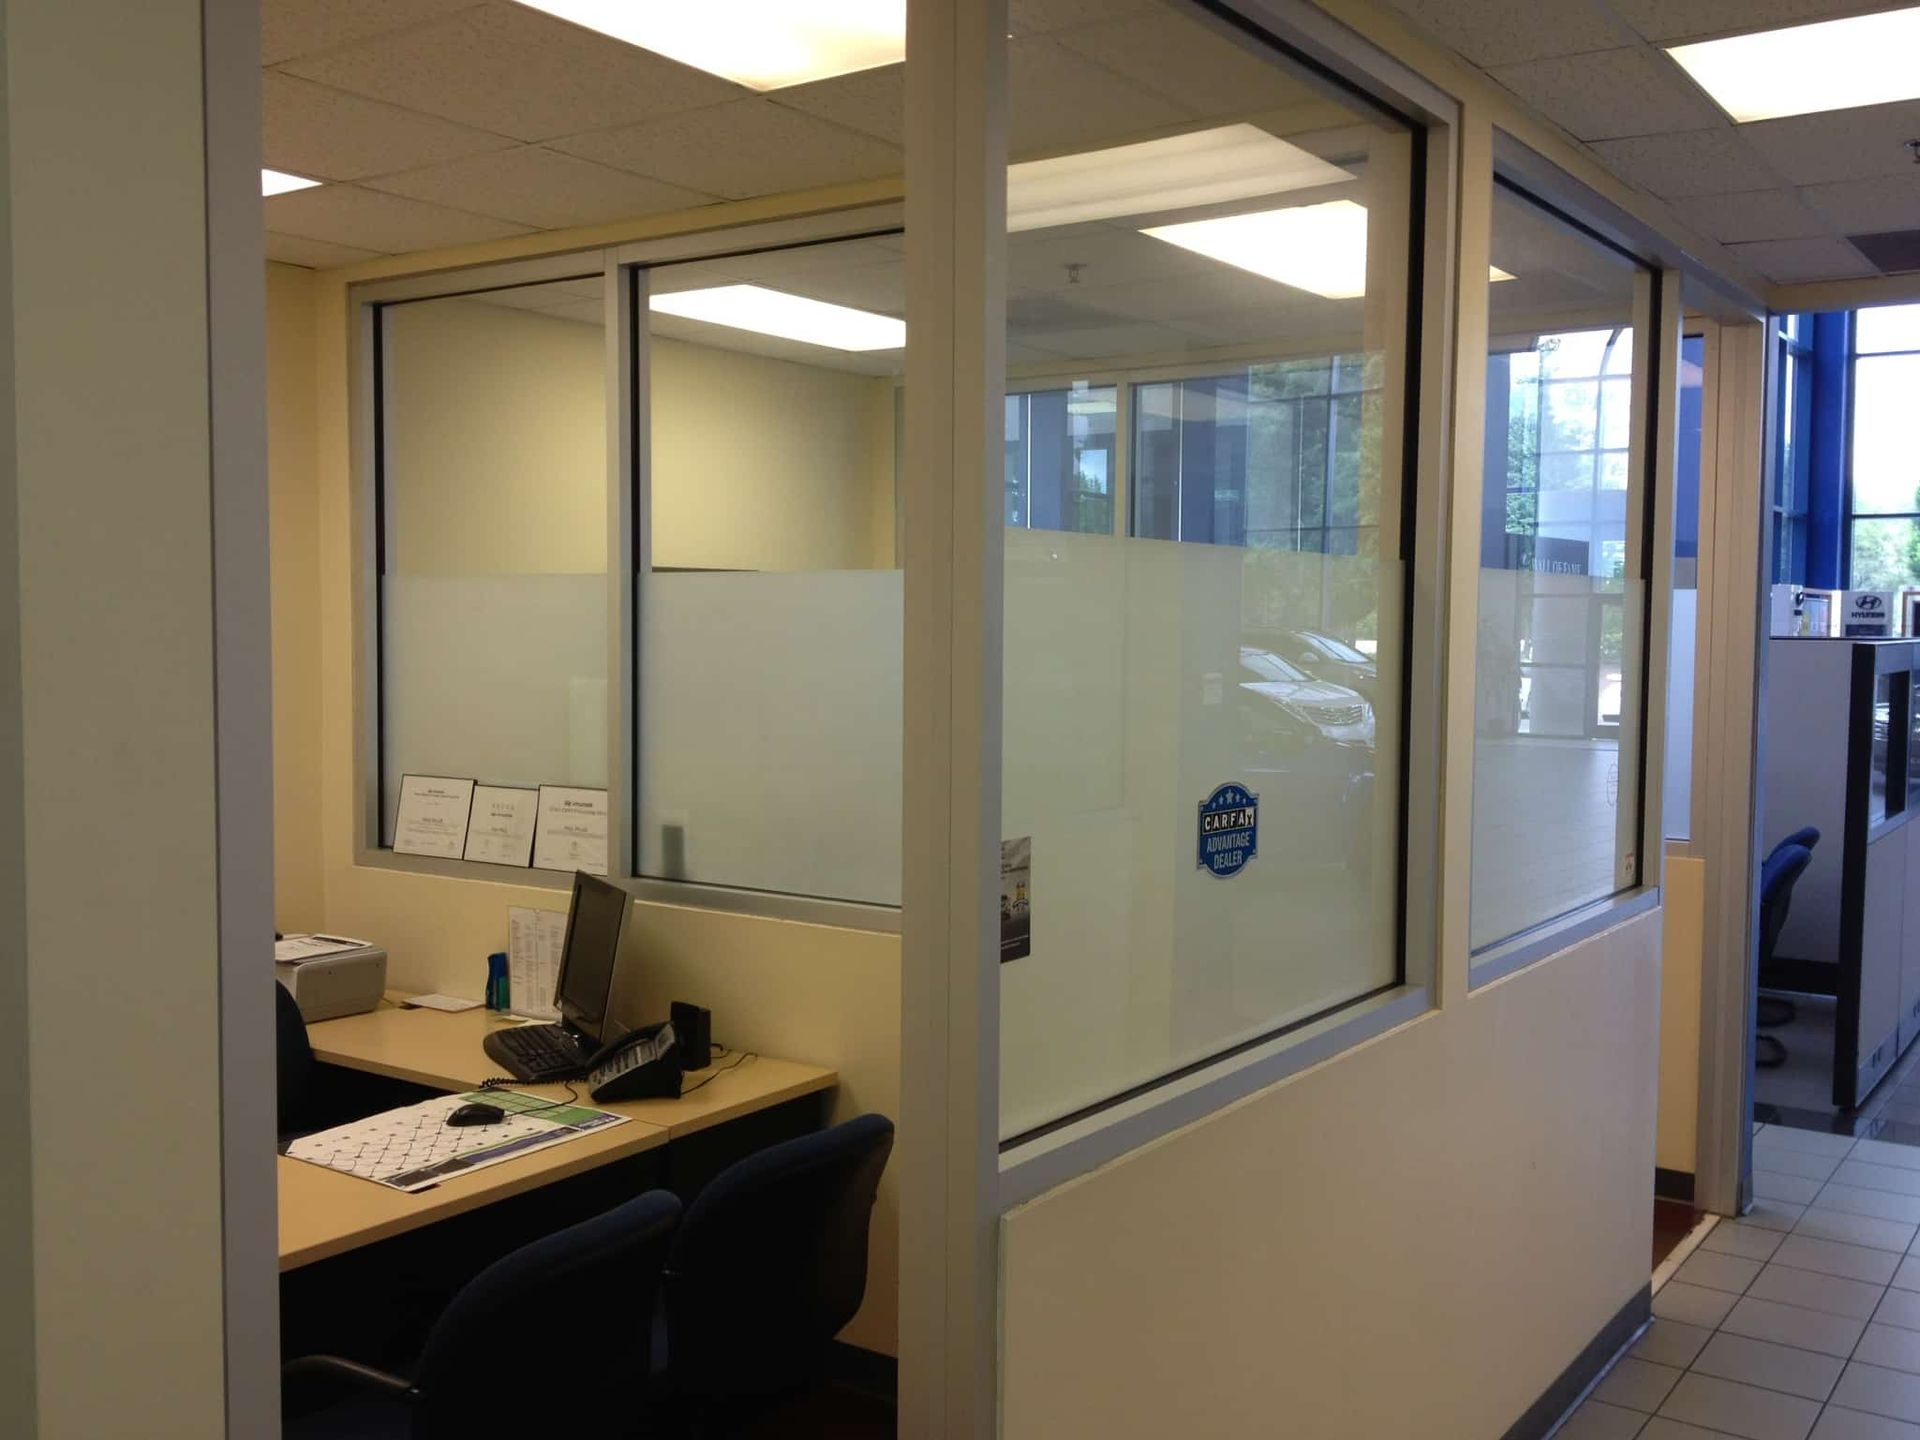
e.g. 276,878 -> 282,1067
1769,826 -> 1821,863
663,1113 -> 894,1402
276,979 -> 316,1138
1759,842 -> 1814,967
412,1188 -> 682,1440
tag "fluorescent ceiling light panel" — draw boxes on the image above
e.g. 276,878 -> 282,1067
1144,200 -> 1371,299
1668,7 -> 1920,122
262,168 -> 321,196
1490,266 -> 1517,282
1007,124 -> 1351,232
649,285 -> 904,351
515,0 -> 904,90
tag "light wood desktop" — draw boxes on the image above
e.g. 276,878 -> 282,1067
280,1002 -> 836,1271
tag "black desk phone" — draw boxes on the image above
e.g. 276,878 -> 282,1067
586,1021 -> 683,1103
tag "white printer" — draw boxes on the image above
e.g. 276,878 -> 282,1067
275,934 -> 388,1022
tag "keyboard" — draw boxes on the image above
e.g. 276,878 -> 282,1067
483,1023 -> 587,1082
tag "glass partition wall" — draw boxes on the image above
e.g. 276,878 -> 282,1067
994,0 -> 1422,1142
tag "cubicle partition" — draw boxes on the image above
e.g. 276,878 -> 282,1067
1764,638 -> 1920,1106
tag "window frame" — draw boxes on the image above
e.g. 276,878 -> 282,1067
347,206 -> 910,936
1844,307 -> 1920,591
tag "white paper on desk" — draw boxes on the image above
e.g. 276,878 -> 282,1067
462,784 -> 538,867
275,934 -> 372,965
392,775 -> 476,859
405,993 -> 483,1013
532,785 -> 608,875
507,905 -> 566,1021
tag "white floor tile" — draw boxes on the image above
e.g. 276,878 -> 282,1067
1595,1356 -> 1686,1412
1795,1210 -> 1919,1254
1894,1258 -> 1920,1292
1558,1397 -> 1657,1438
1721,1295 -> 1869,1358
1815,1186 -> 1920,1225
1634,1319 -> 1716,1370
1758,1149 -> 1847,1181
1852,1141 -> 1920,1173
1773,1237 -> 1901,1286
1748,1263 -> 1888,1320
1835,1362 -> 1920,1424
1813,1405 -> 1920,1438
1857,1325 -> 1920,1376
1835,1163 -> 1920,1199
1658,1371 -> 1822,1440
1757,1128 -> 1859,1159
1690,1331 -> 1844,1401
1642,1420 -> 1748,1439
1656,1282 -> 1741,1330
1878,1290 -> 1920,1332
1750,1202 -> 1812,1233
1763,1172 -> 1834,1206
1708,1225 -> 1790,1263
1677,1251 -> 1767,1296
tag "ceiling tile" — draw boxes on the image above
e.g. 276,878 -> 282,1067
1007,38 -> 1191,159
1607,0 -> 1905,44
263,72 -> 512,182
1386,0 -> 1635,66
263,184 -> 531,252
1054,11 -> 1322,120
266,231 -> 386,268
1010,0 -> 1157,36
1743,101 -> 1920,186
774,67 -> 905,146
1586,127 -> 1780,197
552,99 -> 901,201
1667,187 -> 1829,242
280,2 -> 746,142
1726,235 -> 1879,282
367,146 -> 717,229
1488,48 -> 1724,141
1801,174 -> 1920,235
261,0 -> 480,66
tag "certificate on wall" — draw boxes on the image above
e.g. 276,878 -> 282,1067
532,786 -> 609,875
392,775 -> 475,859
462,785 -> 539,868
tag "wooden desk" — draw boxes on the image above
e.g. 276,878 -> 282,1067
283,1005 -> 836,1271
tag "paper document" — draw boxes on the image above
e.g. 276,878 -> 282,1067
463,784 -> 538,868
276,934 -> 372,965
532,785 -> 609,875
393,775 -> 476,859
507,906 -> 567,1021
285,1090 -> 625,1192
404,993 -> 483,1013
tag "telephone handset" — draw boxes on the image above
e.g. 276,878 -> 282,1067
585,1020 -> 683,1103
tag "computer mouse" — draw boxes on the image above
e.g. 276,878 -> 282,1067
446,1102 -> 506,1127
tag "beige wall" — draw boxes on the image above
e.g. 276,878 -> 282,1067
1001,912 -> 1662,1439
1659,853 -> 1706,1176
271,263 -> 326,931
267,263 -> 904,1355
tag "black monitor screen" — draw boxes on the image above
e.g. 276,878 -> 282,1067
557,872 -> 628,1045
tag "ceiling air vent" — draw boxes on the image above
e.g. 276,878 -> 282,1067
1850,229 -> 1920,274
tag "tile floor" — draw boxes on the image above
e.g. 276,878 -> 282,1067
1558,1124 -> 1920,1438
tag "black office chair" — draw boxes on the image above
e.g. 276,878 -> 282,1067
277,979 -> 322,1142
1756,841 -> 1816,1070
655,1113 -> 894,1430
284,1188 -> 683,1440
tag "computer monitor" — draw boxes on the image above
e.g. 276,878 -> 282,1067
556,871 -> 629,1047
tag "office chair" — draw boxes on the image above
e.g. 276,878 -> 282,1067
656,1113 -> 895,1430
1756,828 -> 1822,1037
284,1188 -> 683,1440
277,979 -> 322,1142
1756,841 -> 1816,1071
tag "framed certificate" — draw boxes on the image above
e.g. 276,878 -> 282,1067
462,784 -> 539,868
392,775 -> 476,859
532,786 -> 610,875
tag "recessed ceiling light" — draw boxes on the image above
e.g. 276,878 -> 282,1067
1008,124 -> 1350,233
1490,266 -> 1517,282
650,284 -> 904,351
515,0 -> 904,90
262,169 -> 321,197
1668,7 -> 1920,122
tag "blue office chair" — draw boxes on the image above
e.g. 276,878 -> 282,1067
1756,841 -> 1816,1070
284,1188 -> 683,1439
1755,829 -> 1822,1039
656,1113 -> 894,1428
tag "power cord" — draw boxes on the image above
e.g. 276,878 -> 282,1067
679,1047 -> 755,1095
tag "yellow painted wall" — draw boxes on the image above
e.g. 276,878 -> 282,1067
1001,911 -> 1663,1439
1659,853 -> 1706,1176
267,265 -> 904,1354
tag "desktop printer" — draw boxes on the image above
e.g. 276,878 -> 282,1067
276,937 -> 388,1022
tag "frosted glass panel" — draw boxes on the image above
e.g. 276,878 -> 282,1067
382,574 -> 608,841
637,571 -> 902,906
